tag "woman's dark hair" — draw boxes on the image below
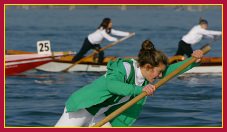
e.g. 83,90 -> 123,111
98,18 -> 112,34
138,40 -> 168,67
199,17 -> 208,25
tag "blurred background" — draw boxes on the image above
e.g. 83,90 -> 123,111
5,5 -> 222,127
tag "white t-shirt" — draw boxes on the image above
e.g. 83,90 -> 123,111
88,28 -> 130,44
182,25 -> 222,45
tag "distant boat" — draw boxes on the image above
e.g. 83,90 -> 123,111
6,50 -> 222,75
5,50 -> 74,76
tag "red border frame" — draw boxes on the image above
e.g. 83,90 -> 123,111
1,0 -> 225,132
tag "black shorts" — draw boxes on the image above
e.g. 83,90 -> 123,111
175,40 -> 193,57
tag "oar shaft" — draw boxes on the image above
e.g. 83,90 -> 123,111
62,53 -> 94,72
92,44 -> 211,127
156,45 -> 210,89
93,92 -> 147,127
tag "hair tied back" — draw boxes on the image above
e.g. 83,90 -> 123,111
141,40 -> 156,51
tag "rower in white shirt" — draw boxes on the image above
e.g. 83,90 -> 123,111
175,18 -> 222,57
72,18 -> 132,63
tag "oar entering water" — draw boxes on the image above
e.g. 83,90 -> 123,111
61,32 -> 135,72
92,44 -> 211,127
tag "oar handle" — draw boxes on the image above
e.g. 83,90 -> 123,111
92,44 -> 211,127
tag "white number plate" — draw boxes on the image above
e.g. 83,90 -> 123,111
37,40 -> 51,54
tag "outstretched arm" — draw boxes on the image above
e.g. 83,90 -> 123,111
163,50 -> 203,77
200,29 -> 222,39
101,30 -> 118,42
111,29 -> 130,37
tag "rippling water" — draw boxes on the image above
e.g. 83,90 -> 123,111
5,6 -> 222,127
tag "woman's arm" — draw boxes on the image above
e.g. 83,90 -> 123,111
162,58 -> 199,77
105,59 -> 142,96
111,29 -> 130,37
200,29 -> 222,37
106,77 -> 142,97
163,50 -> 203,77
101,30 -> 118,42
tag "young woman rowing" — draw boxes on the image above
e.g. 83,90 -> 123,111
55,40 -> 203,127
72,18 -> 132,64
175,18 -> 222,57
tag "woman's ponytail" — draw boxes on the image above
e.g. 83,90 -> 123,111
138,40 -> 168,67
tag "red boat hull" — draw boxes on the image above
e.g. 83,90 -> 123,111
6,59 -> 52,76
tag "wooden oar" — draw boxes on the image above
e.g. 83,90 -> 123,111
61,33 -> 135,72
92,44 -> 211,127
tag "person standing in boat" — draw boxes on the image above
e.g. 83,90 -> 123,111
175,18 -> 222,57
55,40 -> 204,127
72,18 -> 132,64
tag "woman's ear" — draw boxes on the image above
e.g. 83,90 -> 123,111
144,64 -> 152,71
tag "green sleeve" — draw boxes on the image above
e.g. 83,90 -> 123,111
162,57 -> 200,77
105,73 -> 142,97
104,60 -> 143,97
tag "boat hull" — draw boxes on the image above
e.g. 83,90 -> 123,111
6,51 -> 74,76
7,50 -> 222,75
36,62 -> 107,72
6,59 -> 52,76
36,61 -> 222,75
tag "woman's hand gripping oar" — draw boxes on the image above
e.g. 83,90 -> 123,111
92,44 -> 211,127
61,32 -> 135,72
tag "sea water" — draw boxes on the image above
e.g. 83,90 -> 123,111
5,6 -> 222,127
